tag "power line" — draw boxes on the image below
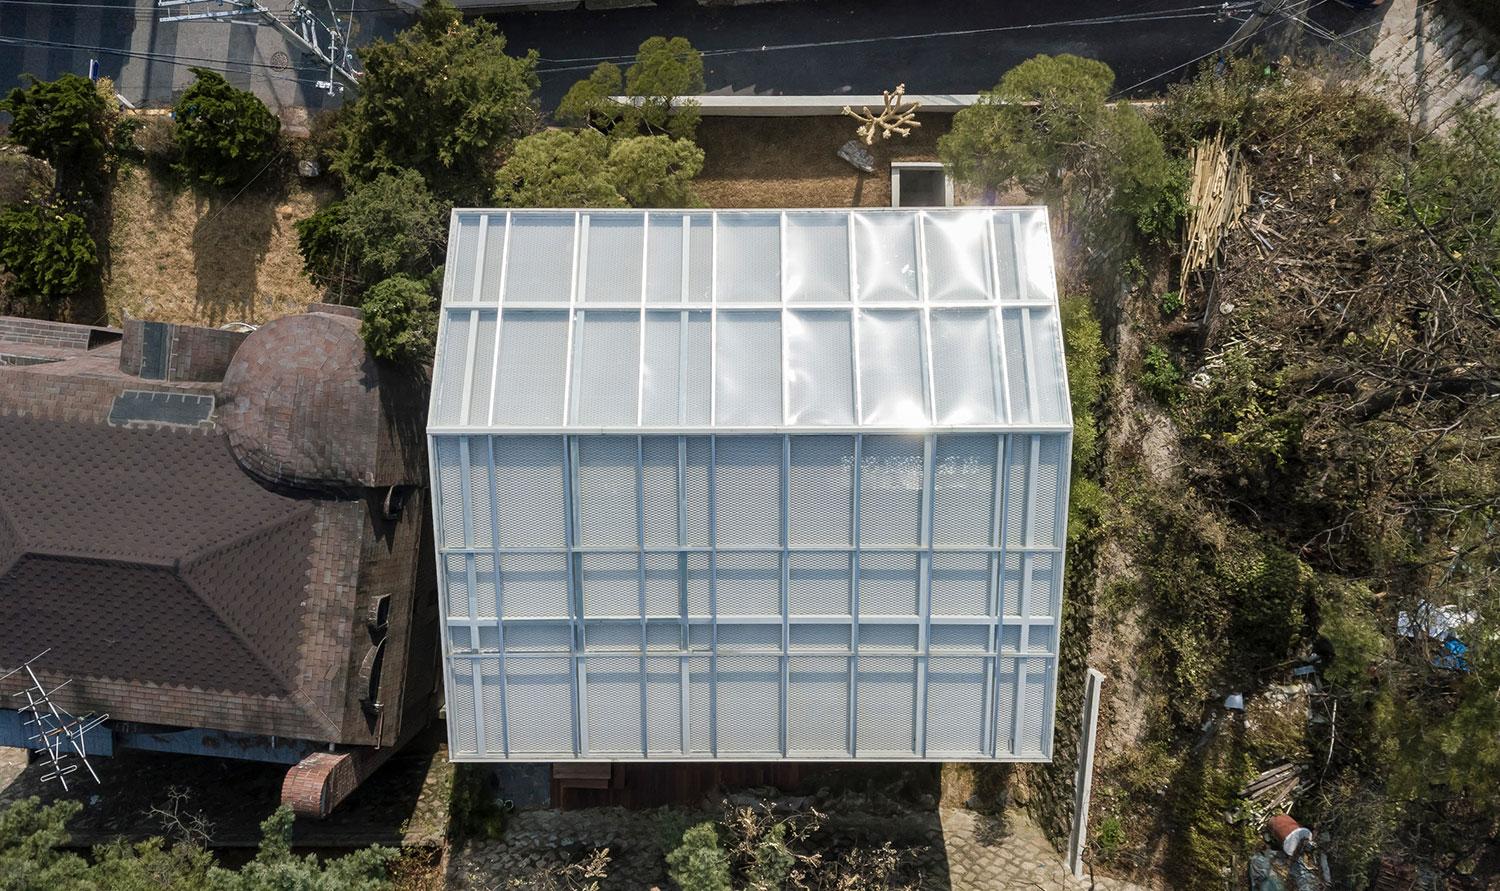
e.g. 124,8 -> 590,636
534,3 -> 1260,73
1109,0 -> 1337,96
0,32 -> 335,86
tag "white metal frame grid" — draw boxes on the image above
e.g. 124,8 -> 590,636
433,430 -> 1068,761
428,207 -> 1072,763
428,208 -> 1068,437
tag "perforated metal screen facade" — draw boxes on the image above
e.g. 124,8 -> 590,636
430,208 -> 1070,761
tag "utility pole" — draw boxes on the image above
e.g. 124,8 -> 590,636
1225,0 -> 1298,52
156,0 -> 359,96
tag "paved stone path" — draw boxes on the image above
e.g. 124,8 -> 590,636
937,808 -> 1145,891
447,804 -> 1148,890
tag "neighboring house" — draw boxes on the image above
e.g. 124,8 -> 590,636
0,307 -> 440,818
428,208 -> 1070,768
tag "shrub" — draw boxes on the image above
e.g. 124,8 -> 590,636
295,201 -> 352,291
493,129 -> 623,207
0,201 -> 98,318
173,68 -> 281,189
1138,345 -> 1182,405
1158,289 -> 1183,316
339,169 -> 445,281
665,822 -> 731,891
360,274 -> 437,363
607,135 -> 703,207
334,0 -> 540,206
0,73 -> 107,185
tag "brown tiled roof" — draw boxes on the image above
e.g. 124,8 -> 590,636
0,414 -> 314,699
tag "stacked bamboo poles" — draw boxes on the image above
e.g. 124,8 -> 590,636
1181,131 -> 1251,285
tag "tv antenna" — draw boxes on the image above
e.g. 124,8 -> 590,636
1,651 -> 109,791
156,0 -> 360,96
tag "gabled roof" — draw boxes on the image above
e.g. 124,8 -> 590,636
431,208 -> 1070,436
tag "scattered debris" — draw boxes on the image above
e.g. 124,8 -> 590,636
837,139 -> 877,174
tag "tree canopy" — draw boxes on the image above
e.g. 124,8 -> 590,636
939,54 -> 1181,240
360,274 -> 437,364
333,0 -> 540,206
556,36 -> 704,140
493,129 -> 703,208
172,69 -> 281,190
0,798 -> 394,890
0,201 -> 98,319
0,73 -> 107,188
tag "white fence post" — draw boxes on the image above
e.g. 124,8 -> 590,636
1067,668 -> 1105,878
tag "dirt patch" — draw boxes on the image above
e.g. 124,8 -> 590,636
105,166 -> 332,328
695,114 -> 952,208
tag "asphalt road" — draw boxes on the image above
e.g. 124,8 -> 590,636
488,0 -> 1385,108
0,0 -> 1387,113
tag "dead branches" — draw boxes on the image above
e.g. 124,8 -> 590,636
843,84 -> 921,146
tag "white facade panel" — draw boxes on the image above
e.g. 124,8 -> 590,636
431,208 -> 1069,762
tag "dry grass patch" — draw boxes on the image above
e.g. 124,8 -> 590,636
695,115 -> 950,208
105,166 -> 332,328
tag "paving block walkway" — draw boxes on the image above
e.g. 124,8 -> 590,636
937,808 -> 1147,891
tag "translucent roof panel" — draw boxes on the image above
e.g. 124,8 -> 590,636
430,207 -> 1070,764
432,208 -> 1067,433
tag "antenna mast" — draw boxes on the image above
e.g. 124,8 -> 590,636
1,651 -> 108,791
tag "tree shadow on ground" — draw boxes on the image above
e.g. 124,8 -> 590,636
190,174 -> 280,327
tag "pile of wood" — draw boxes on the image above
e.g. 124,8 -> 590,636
1242,762 -> 1309,825
1181,131 -> 1251,286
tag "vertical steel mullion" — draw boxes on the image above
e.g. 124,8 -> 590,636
707,435 -> 718,757
995,307 -> 1015,425
916,434 -> 935,757
563,436 -> 584,756
709,214 -> 719,426
1021,308 -> 1042,425
561,213 -> 583,425
983,434 -> 1005,756
779,212 -> 791,426
1008,438 -> 1039,757
458,437 -> 487,754
471,213 -> 489,303
636,437 -> 650,754
458,309 -> 480,426
637,214 -> 651,428
486,216 -> 512,428
487,438 -> 509,756
678,436 -> 690,754
428,432 -> 460,758
779,434 -> 791,757
1012,211 -> 1030,300
680,214 -> 692,304
847,214 -> 864,424
916,215 -> 936,422
849,434 -> 861,757
677,310 -> 690,424
991,433 -> 1014,757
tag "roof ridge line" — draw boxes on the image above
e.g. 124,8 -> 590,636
9,548 -> 179,571
177,505 -> 319,701
177,502 -> 314,568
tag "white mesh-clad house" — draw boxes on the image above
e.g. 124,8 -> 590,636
429,207 -> 1070,762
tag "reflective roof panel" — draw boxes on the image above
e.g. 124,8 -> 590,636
432,208 -> 1067,434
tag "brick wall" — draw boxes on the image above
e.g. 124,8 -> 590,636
0,317 -> 120,351
120,319 -> 248,382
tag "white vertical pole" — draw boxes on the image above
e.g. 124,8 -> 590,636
1068,668 -> 1106,878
